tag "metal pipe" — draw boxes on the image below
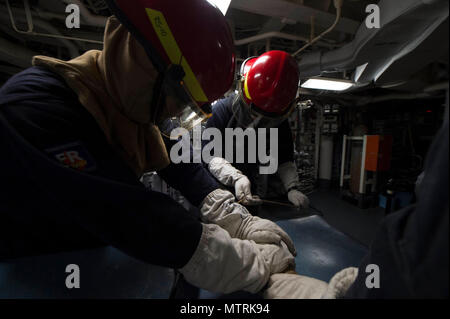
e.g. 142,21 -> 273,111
359,135 -> 368,194
34,9 -> 69,22
339,135 -> 347,187
3,2 -> 80,58
230,0 -> 359,35
314,104 -> 322,180
5,0 -> 103,50
292,0 -> 344,57
235,31 -> 308,46
235,31 -> 336,48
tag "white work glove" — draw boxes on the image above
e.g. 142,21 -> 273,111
287,189 -> 310,208
234,175 -> 263,205
208,157 -> 262,205
179,223 -> 295,294
278,161 -> 309,208
201,189 -> 297,256
263,267 -> 359,299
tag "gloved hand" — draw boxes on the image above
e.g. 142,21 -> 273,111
287,189 -> 309,209
263,267 -> 359,299
200,189 -> 296,256
208,157 -> 262,206
234,175 -> 263,205
180,223 -> 295,294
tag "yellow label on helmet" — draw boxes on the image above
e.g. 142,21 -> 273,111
243,75 -> 252,101
146,8 -> 208,103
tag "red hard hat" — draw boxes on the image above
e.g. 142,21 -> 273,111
240,50 -> 299,115
107,0 -> 235,108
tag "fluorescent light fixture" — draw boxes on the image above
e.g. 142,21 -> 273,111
207,0 -> 232,15
301,78 -> 354,91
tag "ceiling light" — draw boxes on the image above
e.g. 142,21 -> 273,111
206,0 -> 232,15
301,78 -> 354,91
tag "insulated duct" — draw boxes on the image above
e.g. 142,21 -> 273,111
298,0 -> 449,86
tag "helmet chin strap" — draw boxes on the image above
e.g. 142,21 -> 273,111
230,93 -> 256,129
232,87 -> 294,129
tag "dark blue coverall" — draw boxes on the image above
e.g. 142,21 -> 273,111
203,93 -> 295,198
0,66 -> 218,268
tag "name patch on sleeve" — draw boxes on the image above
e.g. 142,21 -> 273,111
46,141 -> 97,172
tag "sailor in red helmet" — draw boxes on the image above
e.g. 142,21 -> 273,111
0,0 -> 296,295
203,50 -> 310,210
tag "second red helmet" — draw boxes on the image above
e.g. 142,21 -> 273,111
240,50 -> 300,115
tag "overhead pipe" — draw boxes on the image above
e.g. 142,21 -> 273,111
2,4 -> 80,58
234,31 -> 336,48
5,0 -> 103,53
34,9 -> 67,22
230,0 -> 359,35
292,0 -> 344,57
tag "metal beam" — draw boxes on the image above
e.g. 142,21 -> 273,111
230,0 -> 360,34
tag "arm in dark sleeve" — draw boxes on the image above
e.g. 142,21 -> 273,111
278,120 -> 295,165
157,135 -> 219,207
205,95 -> 235,130
202,95 -> 235,150
0,68 -> 202,268
0,110 -> 202,268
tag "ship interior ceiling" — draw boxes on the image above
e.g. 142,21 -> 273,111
0,0 -> 448,299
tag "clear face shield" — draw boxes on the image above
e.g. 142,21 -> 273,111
155,65 -> 212,137
169,98 -> 211,131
